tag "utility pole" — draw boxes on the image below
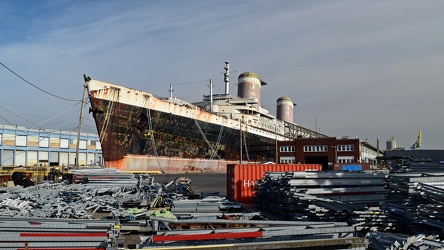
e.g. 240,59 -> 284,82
76,83 -> 87,169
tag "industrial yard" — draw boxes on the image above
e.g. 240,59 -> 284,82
0,162 -> 444,249
2,1 -> 444,249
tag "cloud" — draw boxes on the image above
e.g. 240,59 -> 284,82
1,0 -> 444,148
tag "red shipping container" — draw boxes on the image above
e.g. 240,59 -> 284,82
227,164 -> 321,204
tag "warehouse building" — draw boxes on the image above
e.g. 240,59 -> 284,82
277,137 -> 381,170
0,124 -> 102,168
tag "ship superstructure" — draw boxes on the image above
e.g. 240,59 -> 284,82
85,62 -> 326,173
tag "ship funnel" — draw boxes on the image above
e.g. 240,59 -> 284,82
277,96 -> 296,123
237,72 -> 266,106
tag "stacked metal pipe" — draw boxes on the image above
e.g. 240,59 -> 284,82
254,169 -> 444,244
349,208 -> 397,233
72,168 -> 139,186
0,217 -> 119,249
170,196 -> 242,213
143,216 -> 363,249
390,162 -> 444,173
253,171 -> 387,221
383,171 -> 444,236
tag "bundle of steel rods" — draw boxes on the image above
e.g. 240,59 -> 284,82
0,217 -> 119,249
253,171 -> 387,222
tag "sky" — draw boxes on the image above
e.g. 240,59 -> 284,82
1,0 -> 444,150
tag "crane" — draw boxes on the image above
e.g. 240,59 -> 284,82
410,130 -> 424,150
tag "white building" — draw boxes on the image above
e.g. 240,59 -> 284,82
0,125 -> 102,167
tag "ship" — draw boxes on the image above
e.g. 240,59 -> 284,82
84,62 -> 326,173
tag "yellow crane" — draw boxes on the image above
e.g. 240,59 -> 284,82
411,130 -> 423,150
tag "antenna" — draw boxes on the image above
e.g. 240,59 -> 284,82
169,84 -> 174,98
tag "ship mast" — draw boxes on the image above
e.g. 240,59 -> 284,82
224,61 -> 230,95
209,79 -> 213,113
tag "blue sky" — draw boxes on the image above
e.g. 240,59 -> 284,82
1,0 -> 444,150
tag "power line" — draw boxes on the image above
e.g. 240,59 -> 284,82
0,61 -> 80,102
0,114 -> 13,126
0,99 -> 84,132
0,105 -> 38,126
172,79 -> 210,85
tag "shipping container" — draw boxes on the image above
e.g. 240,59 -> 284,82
341,165 -> 362,171
333,163 -> 370,171
227,164 -> 321,204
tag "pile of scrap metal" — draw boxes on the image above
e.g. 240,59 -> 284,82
366,231 -> 444,250
0,182 -> 133,219
163,176 -> 195,196
10,171 -> 34,188
46,167 -> 63,182
0,169 -> 226,219
0,169 -> 252,248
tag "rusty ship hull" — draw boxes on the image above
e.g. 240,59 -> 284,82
84,64 -> 325,173
87,93 -> 277,172
86,84 -> 285,173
